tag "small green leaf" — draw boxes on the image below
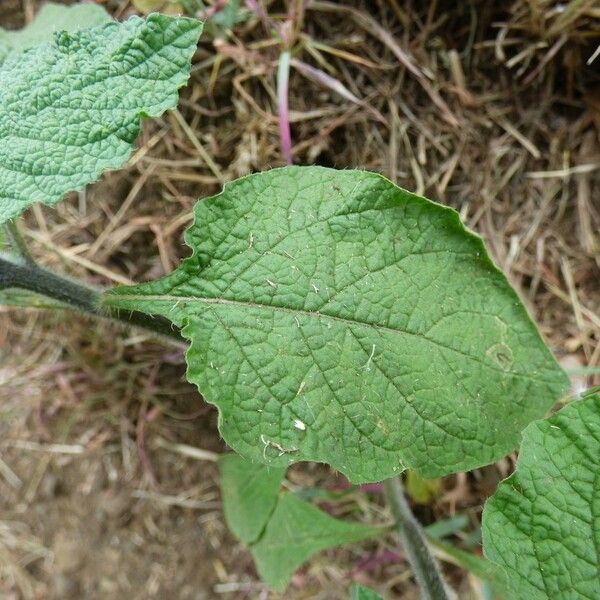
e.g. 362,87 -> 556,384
0,14 -> 203,224
219,453 -> 286,544
405,469 -> 442,504
218,455 -> 378,590
351,584 -> 384,600
482,395 -> 600,599
210,0 -> 246,29
251,492 -> 380,591
350,584 -> 384,600
0,2 -> 111,61
104,166 -> 568,483
424,514 -> 469,539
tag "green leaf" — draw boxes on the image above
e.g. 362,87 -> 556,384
0,14 -> 203,224
210,0 -> 246,30
104,166 -> 568,483
0,2 -> 111,61
351,584 -> 384,600
482,395 -> 600,599
218,455 -> 378,590
424,514 -> 469,539
219,453 -> 286,544
405,469 -> 442,504
251,492 -> 380,591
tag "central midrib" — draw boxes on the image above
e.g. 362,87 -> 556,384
108,292 -> 420,337
106,292 -> 548,384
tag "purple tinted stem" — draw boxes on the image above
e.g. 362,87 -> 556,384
277,50 -> 293,165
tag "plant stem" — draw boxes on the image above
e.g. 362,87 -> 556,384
0,253 -> 183,343
384,476 -> 451,600
277,50 -> 293,165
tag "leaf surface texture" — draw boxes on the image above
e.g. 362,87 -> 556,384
483,394 -> 600,599
0,14 -> 202,223
106,166 -> 568,482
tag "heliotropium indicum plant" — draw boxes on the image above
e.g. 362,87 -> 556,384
0,6 -> 595,599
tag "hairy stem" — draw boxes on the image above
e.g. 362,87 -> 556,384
384,476 -> 450,600
0,253 -> 183,343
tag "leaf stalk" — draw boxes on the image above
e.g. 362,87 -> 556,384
0,253 -> 183,343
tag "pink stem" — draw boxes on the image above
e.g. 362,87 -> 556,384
277,50 -> 293,165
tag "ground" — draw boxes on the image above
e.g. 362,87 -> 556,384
0,0 -> 599,598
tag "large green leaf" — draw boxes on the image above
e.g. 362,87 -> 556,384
104,166 -> 568,483
251,492 -> 380,590
0,2 -> 111,61
482,394 -> 600,599
219,453 -> 286,544
0,14 -> 202,224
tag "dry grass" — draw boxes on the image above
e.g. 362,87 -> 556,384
0,0 -> 599,598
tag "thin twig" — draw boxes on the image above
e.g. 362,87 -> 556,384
173,109 -> 225,183
4,220 -> 36,266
